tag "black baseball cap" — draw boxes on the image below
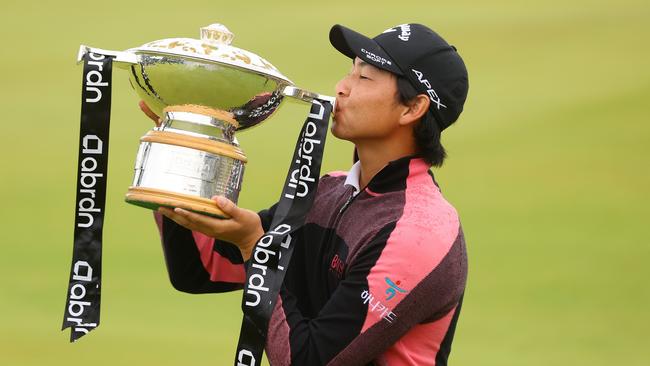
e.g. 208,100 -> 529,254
329,23 -> 469,131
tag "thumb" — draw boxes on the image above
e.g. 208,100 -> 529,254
213,196 -> 240,218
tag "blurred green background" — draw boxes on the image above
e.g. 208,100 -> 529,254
1,0 -> 648,364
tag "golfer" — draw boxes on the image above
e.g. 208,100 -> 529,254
148,23 -> 469,365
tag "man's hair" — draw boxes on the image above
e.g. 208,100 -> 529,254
395,76 -> 447,167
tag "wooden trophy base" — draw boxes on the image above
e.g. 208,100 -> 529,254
125,186 -> 230,219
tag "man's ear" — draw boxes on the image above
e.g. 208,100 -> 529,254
399,94 -> 430,127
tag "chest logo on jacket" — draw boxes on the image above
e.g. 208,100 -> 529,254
329,254 -> 346,279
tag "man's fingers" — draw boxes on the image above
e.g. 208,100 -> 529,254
174,208 -> 222,233
159,206 -> 238,237
213,196 -> 240,218
158,207 -> 195,230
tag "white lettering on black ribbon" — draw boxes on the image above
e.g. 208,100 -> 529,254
235,100 -> 332,365
62,52 -> 113,342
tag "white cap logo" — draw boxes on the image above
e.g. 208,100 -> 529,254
361,48 -> 392,66
382,24 -> 411,41
412,69 -> 447,110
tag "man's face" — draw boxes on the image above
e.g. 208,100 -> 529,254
332,58 -> 404,143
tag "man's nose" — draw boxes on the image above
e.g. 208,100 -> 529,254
335,76 -> 350,97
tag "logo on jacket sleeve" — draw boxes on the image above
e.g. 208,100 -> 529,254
361,290 -> 397,323
384,277 -> 408,300
358,277 -> 409,324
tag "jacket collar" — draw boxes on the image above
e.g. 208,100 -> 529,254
346,154 -> 433,194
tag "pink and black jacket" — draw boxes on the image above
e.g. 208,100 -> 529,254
155,156 -> 468,365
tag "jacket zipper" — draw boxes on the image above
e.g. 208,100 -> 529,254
339,190 -> 356,215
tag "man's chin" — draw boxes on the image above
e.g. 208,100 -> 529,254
332,122 -> 361,145
330,124 -> 342,139
331,125 -> 350,141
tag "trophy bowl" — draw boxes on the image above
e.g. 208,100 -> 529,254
78,23 -> 332,218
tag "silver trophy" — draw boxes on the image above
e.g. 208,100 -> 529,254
77,23 -> 333,218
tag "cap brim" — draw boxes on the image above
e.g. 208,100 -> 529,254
329,24 -> 403,75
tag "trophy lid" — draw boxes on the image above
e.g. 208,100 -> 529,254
77,23 -> 334,130
128,23 -> 292,84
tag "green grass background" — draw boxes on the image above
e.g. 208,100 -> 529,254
1,0 -> 648,364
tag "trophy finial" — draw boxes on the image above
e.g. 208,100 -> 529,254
200,23 -> 234,45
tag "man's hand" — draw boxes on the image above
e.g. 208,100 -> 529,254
158,196 -> 264,261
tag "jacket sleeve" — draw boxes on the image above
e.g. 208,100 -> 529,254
154,203 -> 278,294
265,222 -> 468,366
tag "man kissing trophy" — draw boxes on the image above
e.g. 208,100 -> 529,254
63,23 -> 333,346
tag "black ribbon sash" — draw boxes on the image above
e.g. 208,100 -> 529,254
235,100 -> 332,366
62,52 -> 113,342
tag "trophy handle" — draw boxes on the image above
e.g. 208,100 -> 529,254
282,86 -> 336,108
77,45 -> 138,67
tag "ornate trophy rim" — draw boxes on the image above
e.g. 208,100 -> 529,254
127,37 -> 293,85
75,46 -> 335,107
